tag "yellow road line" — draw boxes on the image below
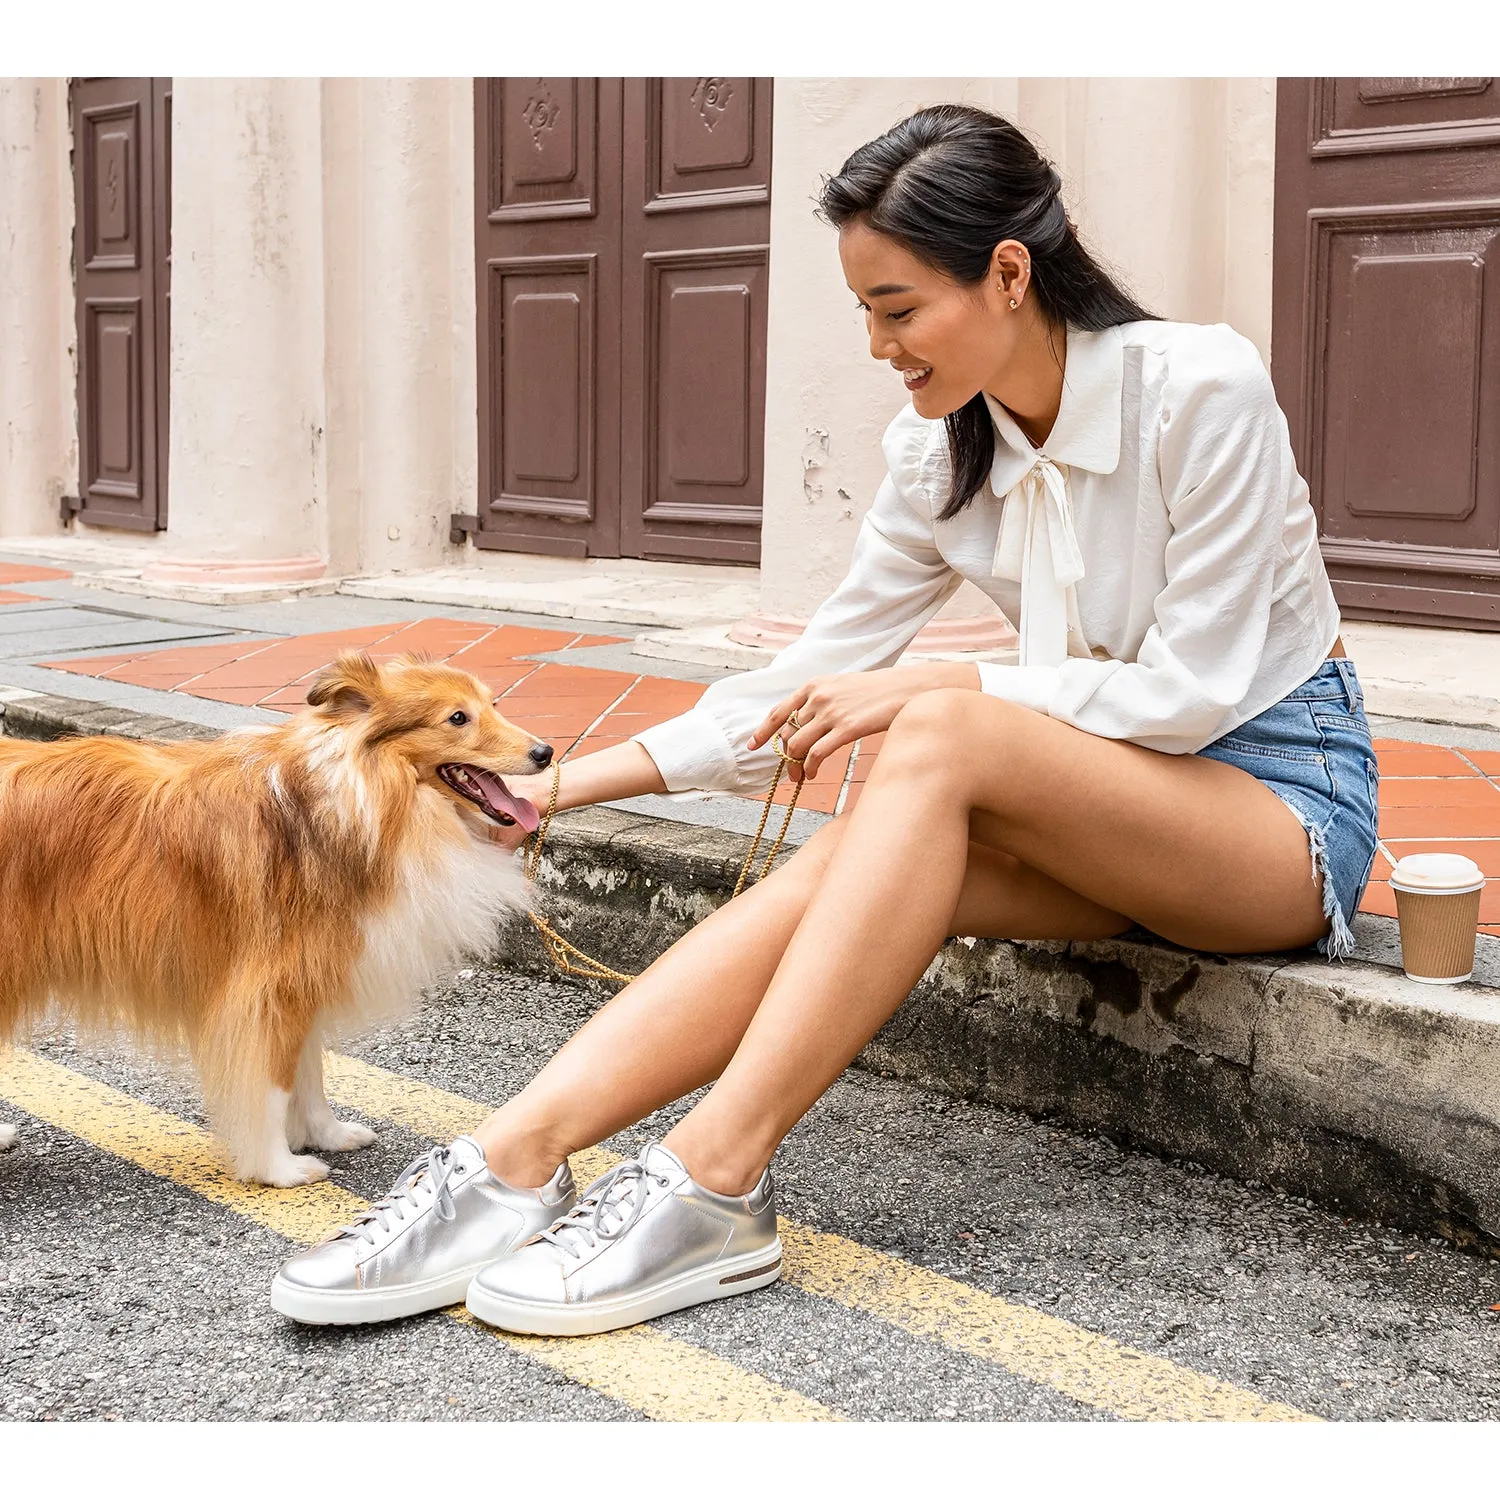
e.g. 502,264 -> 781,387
0,1049 -> 834,1423
323,1051 -> 1314,1422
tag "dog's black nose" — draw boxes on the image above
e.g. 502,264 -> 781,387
529,743 -> 554,769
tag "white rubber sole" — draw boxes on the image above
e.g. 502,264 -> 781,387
270,1265 -> 481,1326
464,1237 -> 784,1337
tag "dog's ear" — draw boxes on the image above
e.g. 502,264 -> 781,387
306,651 -> 382,714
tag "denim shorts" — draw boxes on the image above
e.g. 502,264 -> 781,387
1195,657 -> 1380,961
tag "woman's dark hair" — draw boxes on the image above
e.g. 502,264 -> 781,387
818,103 -> 1157,519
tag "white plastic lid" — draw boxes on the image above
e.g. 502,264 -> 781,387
1388,851 -> 1486,894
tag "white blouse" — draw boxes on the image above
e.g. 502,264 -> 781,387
634,318 -> 1343,798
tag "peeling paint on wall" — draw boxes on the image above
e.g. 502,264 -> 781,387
800,426 -> 829,505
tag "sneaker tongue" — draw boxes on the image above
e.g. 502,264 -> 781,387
449,1136 -> 488,1171
639,1143 -> 688,1180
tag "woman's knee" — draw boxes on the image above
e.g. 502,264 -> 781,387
881,688 -> 1012,776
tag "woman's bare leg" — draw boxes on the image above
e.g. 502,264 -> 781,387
477,800 -> 1128,1187
661,690 -> 1329,1193
475,831 -> 833,1186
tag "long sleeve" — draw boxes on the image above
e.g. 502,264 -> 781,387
633,408 -> 962,795
976,333 -> 1307,754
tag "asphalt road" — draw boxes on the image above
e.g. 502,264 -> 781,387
4,965 -> 1500,1422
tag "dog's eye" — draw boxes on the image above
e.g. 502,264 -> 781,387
448,710 -> 469,727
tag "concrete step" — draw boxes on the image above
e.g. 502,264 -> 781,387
5,688 -> 1499,1256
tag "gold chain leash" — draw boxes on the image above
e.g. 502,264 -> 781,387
523,733 -> 806,984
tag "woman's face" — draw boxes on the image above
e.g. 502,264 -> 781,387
838,221 -> 1024,421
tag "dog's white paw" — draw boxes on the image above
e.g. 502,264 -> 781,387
0,1122 -> 16,1151
304,1118 -> 377,1153
255,1152 -> 331,1189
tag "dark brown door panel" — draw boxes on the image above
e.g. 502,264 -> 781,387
621,78 -> 770,564
1273,78 -> 1500,629
476,78 -> 620,557
475,78 -> 769,563
70,77 -> 170,531
493,255 -> 598,527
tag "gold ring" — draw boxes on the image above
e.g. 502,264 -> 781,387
787,709 -> 803,729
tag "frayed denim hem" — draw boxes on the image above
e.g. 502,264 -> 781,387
1272,796 -> 1357,962
1290,804 -> 1362,954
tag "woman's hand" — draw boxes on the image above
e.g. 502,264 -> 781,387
482,768 -> 555,851
748,662 -> 981,781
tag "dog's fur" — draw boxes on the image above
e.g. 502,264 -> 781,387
0,651 -> 547,1184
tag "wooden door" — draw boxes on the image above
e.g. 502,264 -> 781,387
1272,78 -> 1500,629
474,78 -> 623,559
619,79 -> 771,564
473,78 -> 770,563
70,77 -> 171,531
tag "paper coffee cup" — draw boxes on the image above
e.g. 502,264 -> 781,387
1389,852 -> 1485,984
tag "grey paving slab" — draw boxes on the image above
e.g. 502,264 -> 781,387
522,640 -> 726,685
0,598 -> 73,614
0,603 -> 172,636
1367,715 -> 1500,752
15,575 -> 654,643
0,619 -> 240,658
603,790 -> 829,846
0,663 -> 287,729
26,632 -> 267,661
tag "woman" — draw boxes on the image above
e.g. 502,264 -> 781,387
270,104 -> 1378,1334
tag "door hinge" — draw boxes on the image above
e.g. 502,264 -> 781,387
449,512 -> 480,546
60,493 -> 83,521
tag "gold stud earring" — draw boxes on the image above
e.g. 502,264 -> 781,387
1009,298 -> 1019,310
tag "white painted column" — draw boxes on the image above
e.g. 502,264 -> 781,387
144,78 -> 329,586
351,77 -> 473,574
319,78 -> 364,578
447,81 -> 480,568
0,78 -> 76,536
1221,77 -> 1278,360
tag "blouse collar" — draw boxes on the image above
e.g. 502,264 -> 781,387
982,323 -> 1126,494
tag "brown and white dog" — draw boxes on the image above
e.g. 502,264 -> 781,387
0,650 -> 549,1185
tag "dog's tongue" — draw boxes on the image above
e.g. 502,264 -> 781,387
468,768 -> 540,833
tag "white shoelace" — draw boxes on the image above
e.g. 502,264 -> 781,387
538,1157 -> 669,1261
343,1144 -> 462,1247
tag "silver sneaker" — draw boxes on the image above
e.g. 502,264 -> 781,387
464,1142 -> 782,1336
271,1135 -> 574,1325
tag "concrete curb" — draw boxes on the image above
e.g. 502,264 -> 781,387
0,689 -> 220,743
7,689 -> 1500,1254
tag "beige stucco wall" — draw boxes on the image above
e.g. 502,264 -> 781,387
758,77 -> 1277,619
0,78 -> 76,537
0,77 -> 478,580
154,77 -> 477,583
339,77 -> 476,577
0,77 -> 1273,608
154,78 -> 330,577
